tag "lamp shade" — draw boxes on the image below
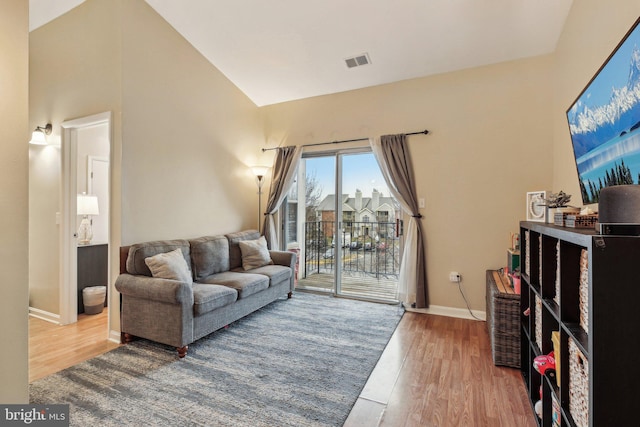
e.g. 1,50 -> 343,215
251,166 -> 270,178
29,130 -> 47,145
77,194 -> 99,216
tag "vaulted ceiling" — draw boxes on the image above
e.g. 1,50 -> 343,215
30,0 -> 573,106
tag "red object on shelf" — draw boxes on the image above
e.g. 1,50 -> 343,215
534,351 -> 557,380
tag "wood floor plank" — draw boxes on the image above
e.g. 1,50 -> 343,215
362,312 -> 537,427
29,311 -> 118,383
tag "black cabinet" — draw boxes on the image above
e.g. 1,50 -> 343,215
77,243 -> 108,314
520,221 -> 640,426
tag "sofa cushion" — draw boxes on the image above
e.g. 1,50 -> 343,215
126,239 -> 191,277
239,236 -> 273,270
198,271 -> 268,299
189,235 -> 230,280
225,230 -> 260,270
244,264 -> 292,286
144,248 -> 193,284
192,283 -> 238,315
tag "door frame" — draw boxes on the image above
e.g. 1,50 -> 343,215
59,111 -> 112,325
298,146 -> 378,297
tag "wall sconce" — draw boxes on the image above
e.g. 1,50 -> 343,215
77,193 -> 99,245
29,123 -> 52,145
251,166 -> 270,232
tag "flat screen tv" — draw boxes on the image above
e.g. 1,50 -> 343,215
566,17 -> 640,204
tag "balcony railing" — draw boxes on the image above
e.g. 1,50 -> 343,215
303,220 -> 402,280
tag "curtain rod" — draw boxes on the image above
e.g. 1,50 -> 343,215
261,129 -> 429,152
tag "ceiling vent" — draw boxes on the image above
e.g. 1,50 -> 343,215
345,53 -> 371,69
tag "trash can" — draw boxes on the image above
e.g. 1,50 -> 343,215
83,286 -> 106,315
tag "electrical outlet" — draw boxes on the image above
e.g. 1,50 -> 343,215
449,272 -> 461,282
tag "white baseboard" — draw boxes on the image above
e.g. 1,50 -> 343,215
28,307 -> 61,324
108,329 -> 121,344
404,303 -> 486,321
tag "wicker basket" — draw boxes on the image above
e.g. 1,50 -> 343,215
579,249 -> 589,333
486,271 -> 520,368
554,240 -> 560,304
535,295 -> 542,351
538,235 -> 543,284
569,338 -> 589,427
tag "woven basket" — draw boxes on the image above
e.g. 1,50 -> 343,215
554,240 -> 560,304
535,296 -> 542,351
569,338 -> 589,427
486,272 -> 520,368
579,249 -> 589,333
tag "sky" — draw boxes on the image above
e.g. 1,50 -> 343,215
304,152 -> 389,200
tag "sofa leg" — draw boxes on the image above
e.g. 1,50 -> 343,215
177,346 -> 188,358
122,332 -> 135,344
287,292 -> 292,299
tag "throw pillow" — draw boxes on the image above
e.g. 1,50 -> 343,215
144,248 -> 193,284
239,236 -> 273,270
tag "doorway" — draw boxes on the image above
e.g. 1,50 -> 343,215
60,112 -> 112,327
283,148 -> 402,302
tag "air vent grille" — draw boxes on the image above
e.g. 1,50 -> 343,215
345,53 -> 371,69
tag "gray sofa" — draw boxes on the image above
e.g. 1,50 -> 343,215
115,230 -> 295,357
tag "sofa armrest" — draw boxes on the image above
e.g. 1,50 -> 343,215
269,250 -> 296,270
115,273 -> 194,305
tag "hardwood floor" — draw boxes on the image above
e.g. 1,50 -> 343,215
344,312 -> 537,427
29,310 -> 119,383
29,308 -> 536,426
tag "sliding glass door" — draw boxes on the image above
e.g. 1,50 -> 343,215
281,148 -> 402,302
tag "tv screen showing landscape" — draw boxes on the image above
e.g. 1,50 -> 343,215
566,18 -> 640,204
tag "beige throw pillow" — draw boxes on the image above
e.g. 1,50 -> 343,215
144,248 -> 193,284
239,236 -> 273,270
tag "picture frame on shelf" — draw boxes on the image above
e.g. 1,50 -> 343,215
526,191 -> 547,222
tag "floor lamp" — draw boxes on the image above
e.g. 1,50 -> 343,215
251,166 -> 269,233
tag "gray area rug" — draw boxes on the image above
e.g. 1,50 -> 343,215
30,292 -> 404,426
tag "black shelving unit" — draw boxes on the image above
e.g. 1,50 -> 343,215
520,221 -> 640,426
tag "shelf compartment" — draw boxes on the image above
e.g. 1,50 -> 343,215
559,241 -> 585,326
578,249 -> 588,334
541,235 -> 559,301
568,337 -> 589,427
542,297 -> 560,323
535,295 -> 543,351
562,323 -> 588,358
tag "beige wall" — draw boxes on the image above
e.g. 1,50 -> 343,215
28,0 -> 265,334
120,0 -> 265,244
0,0 -> 29,403
25,0 -> 640,334
551,0 -> 640,196
29,0 -> 122,316
263,56 -> 555,311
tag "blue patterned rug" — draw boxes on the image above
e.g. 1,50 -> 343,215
30,292 -> 404,426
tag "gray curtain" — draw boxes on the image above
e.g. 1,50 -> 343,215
262,145 -> 303,249
371,134 -> 428,308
